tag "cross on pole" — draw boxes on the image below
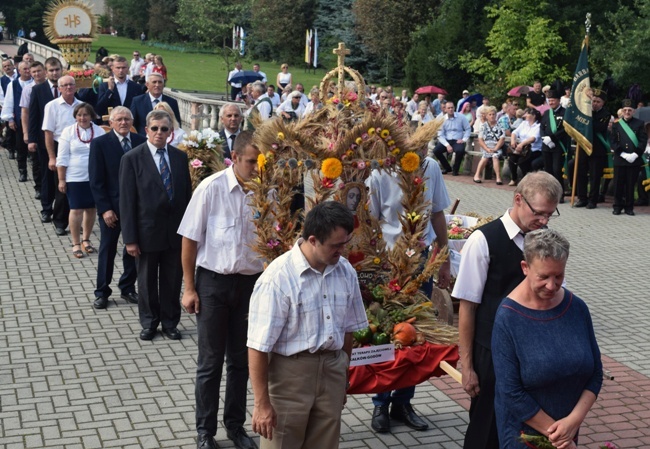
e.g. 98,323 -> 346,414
333,42 -> 351,95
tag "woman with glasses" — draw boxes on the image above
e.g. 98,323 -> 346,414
492,228 -> 602,449
508,108 -> 542,186
276,64 -> 292,91
56,103 -> 106,258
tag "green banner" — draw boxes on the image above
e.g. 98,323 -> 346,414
563,38 -> 593,156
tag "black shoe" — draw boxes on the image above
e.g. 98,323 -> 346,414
197,433 -> 217,449
559,196 -> 565,204
371,405 -> 390,433
613,209 -> 622,215
574,200 -> 588,208
162,328 -> 182,340
390,404 -> 429,431
40,212 -> 52,223
451,171 -> 459,176
625,209 -> 635,216
55,227 -> 67,236
34,191 -> 41,200
8,150 -> 16,160
139,328 -> 156,340
93,297 -> 108,309
121,291 -> 139,304
441,169 -> 449,175
227,427 -> 257,449
19,171 -> 27,182
586,202 -> 597,209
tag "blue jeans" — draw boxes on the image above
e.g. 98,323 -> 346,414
372,386 -> 416,406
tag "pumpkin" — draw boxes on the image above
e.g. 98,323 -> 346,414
392,322 -> 417,346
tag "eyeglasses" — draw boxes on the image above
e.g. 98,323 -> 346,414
59,83 -> 75,88
521,194 -> 560,220
133,54 -> 140,56
149,126 -> 170,132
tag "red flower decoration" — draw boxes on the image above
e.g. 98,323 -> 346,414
321,177 -> 335,188
388,279 -> 401,292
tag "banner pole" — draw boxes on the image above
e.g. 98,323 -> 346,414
571,144 -> 581,206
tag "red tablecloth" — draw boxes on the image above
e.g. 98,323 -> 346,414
348,343 -> 459,394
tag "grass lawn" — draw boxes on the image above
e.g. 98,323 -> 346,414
91,35 -> 334,93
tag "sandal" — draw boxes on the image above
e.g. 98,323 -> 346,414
72,243 -> 85,259
82,240 -> 97,254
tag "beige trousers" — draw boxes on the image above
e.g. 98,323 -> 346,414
262,350 -> 348,449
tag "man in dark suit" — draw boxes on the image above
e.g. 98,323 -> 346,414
130,73 -> 180,135
218,103 -> 242,159
95,56 -> 143,118
119,109 -> 192,341
541,90 -> 571,203
28,57 -> 67,230
1,58 -> 18,160
89,106 -> 145,310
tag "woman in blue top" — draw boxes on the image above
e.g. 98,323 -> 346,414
492,228 -> 602,449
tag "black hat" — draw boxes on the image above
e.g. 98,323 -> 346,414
546,90 -> 562,100
622,99 -> 633,108
592,88 -> 607,100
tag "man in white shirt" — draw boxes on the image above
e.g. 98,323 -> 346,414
405,93 -> 419,118
179,130 -> 263,449
259,85 -> 281,110
246,82 -> 272,123
1,58 -> 18,159
228,62 -> 243,101
252,63 -> 267,83
294,83 -> 309,108
129,50 -> 146,82
247,201 -> 368,449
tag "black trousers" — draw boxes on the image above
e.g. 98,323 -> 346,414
576,150 -> 606,204
543,149 -> 565,189
230,86 -> 241,101
136,247 -> 182,330
463,343 -> 499,449
94,217 -> 137,299
195,268 -> 260,437
508,151 -> 543,182
433,140 -> 465,174
38,142 -> 69,228
613,165 -> 641,212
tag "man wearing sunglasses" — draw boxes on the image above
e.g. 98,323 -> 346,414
119,109 -> 192,341
453,171 -> 562,449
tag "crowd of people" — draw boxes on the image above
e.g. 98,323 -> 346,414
0,47 -> 642,449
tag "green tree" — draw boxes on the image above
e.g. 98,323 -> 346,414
459,0 -> 569,88
106,0 -> 149,38
148,0 -> 181,43
0,0 -> 50,44
175,0 -> 249,49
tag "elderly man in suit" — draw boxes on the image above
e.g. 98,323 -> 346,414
130,73 -> 180,135
218,103 -> 243,159
119,109 -> 192,340
95,56 -> 143,118
89,106 -> 146,310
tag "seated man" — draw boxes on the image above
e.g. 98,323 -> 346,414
432,102 -> 471,175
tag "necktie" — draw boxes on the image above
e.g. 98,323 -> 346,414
122,137 -> 131,153
53,86 -> 58,98
229,134 -> 236,152
153,98 -> 160,107
157,148 -> 173,200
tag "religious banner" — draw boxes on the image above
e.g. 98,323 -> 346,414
304,28 -> 319,68
232,25 -> 245,55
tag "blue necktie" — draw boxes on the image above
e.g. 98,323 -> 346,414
157,148 -> 173,200
122,137 -> 131,153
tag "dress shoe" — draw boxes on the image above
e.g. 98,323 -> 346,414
227,427 -> 257,449
441,169 -> 449,175
34,191 -> 41,200
390,403 -> 429,431
451,171 -> 459,176
40,212 -> 52,223
8,150 -> 16,159
612,209 -> 622,215
371,405 -> 390,433
162,328 -> 182,340
625,209 -> 635,216
121,291 -> 139,304
197,433 -> 217,449
55,227 -> 67,236
19,171 -> 27,182
139,328 -> 157,340
586,202 -> 597,209
574,200 -> 588,208
93,297 -> 108,309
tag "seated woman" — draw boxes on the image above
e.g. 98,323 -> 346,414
508,108 -> 542,186
154,101 -> 186,147
460,102 -> 475,129
276,63 -> 292,91
411,100 -> 434,127
492,228 -> 602,449
475,106 -> 504,184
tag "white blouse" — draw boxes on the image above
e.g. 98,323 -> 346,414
56,123 -> 106,182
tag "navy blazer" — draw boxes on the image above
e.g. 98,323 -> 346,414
118,142 -> 192,252
130,93 -> 181,135
28,81 -> 55,148
219,129 -> 239,160
89,130 -> 147,216
1,74 -> 12,95
95,80 -> 143,118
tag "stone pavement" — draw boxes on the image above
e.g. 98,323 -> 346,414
2,141 -> 650,447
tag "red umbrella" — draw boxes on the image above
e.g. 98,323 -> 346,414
415,85 -> 448,96
507,86 -> 533,97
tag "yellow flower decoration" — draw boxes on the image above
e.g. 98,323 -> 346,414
355,137 -> 363,145
277,132 -> 285,140
380,129 -> 390,139
321,158 -> 343,179
257,153 -> 267,172
401,152 -> 420,173
392,149 -> 401,156
387,140 -> 395,146
407,211 -> 422,222
368,127 -> 376,136
373,257 -> 381,265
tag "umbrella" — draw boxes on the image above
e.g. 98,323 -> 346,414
507,86 -> 533,97
535,103 -> 550,115
228,70 -> 264,85
415,85 -> 448,96
458,93 -> 483,112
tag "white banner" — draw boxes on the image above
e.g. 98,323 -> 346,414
350,344 -> 395,367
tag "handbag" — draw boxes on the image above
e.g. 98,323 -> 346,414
520,143 -> 531,158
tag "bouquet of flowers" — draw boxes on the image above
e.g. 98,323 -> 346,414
177,129 -> 225,190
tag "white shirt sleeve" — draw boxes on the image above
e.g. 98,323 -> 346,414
42,101 -> 56,132
451,230 -> 490,303
0,83 -> 13,122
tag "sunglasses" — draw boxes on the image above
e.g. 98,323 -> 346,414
149,126 -> 170,132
